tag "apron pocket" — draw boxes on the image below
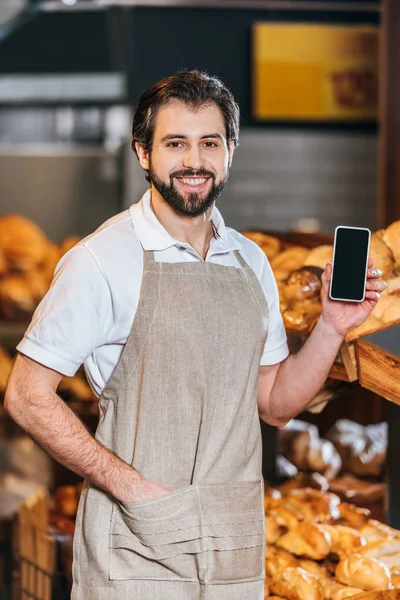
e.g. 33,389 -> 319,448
109,485 -> 205,582
198,480 -> 265,584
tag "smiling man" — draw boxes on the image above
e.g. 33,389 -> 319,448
5,71 -> 385,600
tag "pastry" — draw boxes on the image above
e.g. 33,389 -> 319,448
276,523 -> 332,560
270,247 -> 309,272
266,546 -> 298,577
274,269 -> 291,282
307,438 -> 342,480
383,220 -> 400,259
358,539 -> 400,560
279,420 -> 320,470
270,567 -> 324,600
360,519 -> 399,542
335,554 -> 391,591
338,503 -> 371,529
320,579 -> 365,600
282,267 -> 323,304
373,293 -> 398,319
283,301 -> 322,333
323,525 -> 366,556
0,275 -> 37,318
285,488 -> 341,523
369,233 -> 395,277
297,559 -> 328,577
304,245 -> 333,270
278,472 -> 330,495
266,515 -> 282,544
0,214 -> 50,272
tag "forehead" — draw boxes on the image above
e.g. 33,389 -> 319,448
153,100 -> 226,139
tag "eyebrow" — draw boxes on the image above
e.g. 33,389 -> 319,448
161,133 -> 224,142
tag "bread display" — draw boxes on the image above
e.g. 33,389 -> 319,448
279,420 -> 342,480
325,420 -> 387,478
264,484 -> 400,599
0,213 -> 81,320
0,214 -> 50,272
244,220 -> 400,337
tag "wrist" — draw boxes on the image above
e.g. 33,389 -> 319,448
107,456 -> 144,503
317,313 -> 346,344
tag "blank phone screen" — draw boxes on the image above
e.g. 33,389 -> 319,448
330,228 -> 370,301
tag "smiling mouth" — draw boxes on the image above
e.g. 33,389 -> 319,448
175,177 -> 211,190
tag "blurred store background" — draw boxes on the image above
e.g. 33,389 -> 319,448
0,0 -> 382,238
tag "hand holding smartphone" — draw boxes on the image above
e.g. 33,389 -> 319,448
329,226 -> 371,303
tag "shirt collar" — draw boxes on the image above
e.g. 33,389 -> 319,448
129,189 -> 240,252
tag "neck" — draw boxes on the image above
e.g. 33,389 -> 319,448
150,186 -> 215,260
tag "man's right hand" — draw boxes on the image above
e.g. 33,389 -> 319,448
116,474 -> 172,504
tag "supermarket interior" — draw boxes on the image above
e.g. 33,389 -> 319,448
1,1 -> 400,599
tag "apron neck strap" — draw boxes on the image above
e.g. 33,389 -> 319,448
233,250 -> 250,271
143,250 -> 156,267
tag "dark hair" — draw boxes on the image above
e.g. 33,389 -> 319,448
131,70 -> 240,176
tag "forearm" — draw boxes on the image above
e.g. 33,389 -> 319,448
267,316 -> 344,425
5,386 -> 143,502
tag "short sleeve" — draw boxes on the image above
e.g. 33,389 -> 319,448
259,256 -> 289,366
17,245 -> 114,376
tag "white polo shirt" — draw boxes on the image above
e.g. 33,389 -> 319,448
17,190 -> 289,397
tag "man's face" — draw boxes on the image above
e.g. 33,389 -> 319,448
137,100 -> 234,217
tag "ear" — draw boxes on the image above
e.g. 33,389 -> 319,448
135,142 -> 150,171
228,140 -> 235,168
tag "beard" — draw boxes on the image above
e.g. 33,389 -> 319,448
149,163 -> 229,218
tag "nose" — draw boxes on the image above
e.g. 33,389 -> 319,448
182,145 -> 202,171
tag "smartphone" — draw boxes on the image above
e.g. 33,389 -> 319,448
329,226 -> 371,302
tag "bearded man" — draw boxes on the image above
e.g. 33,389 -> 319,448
5,71 -> 384,600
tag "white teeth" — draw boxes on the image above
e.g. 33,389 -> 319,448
181,178 -> 206,186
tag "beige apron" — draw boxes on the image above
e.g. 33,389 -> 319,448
72,247 -> 269,599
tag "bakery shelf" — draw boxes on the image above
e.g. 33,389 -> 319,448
0,320 -> 28,351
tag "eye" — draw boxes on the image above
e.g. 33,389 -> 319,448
167,141 -> 184,148
203,141 -> 218,148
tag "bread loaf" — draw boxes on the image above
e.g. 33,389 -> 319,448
369,233 -> 395,277
266,546 -> 298,577
335,554 -> 391,591
383,221 -> 400,260
323,524 -> 367,556
270,247 -> 309,272
270,567 -> 324,600
304,245 -> 333,270
276,523 -> 332,560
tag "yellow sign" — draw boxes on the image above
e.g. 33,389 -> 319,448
253,23 -> 379,121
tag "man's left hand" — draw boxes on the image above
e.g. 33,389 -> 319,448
320,258 -> 387,338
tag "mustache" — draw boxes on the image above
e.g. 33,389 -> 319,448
171,169 -> 215,179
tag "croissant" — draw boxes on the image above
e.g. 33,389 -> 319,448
335,554 -> 391,591
266,546 -> 298,577
276,523 -> 332,560
323,525 -> 367,557
270,567 -> 324,600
